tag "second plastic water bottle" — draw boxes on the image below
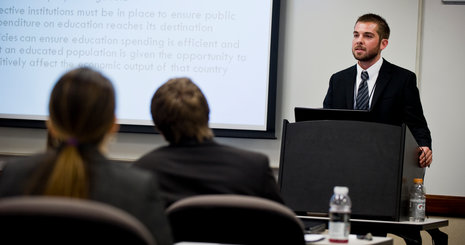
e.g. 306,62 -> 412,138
329,186 -> 351,243
409,178 -> 426,222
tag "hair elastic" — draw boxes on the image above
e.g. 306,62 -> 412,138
66,138 -> 79,147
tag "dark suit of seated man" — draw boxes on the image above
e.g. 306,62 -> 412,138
133,77 -> 284,208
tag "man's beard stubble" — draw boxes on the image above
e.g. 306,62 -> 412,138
352,47 -> 379,62
352,39 -> 382,62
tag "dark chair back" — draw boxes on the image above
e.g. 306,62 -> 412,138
166,194 -> 306,245
0,196 -> 156,245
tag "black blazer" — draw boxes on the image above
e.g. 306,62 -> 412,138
0,150 -> 173,245
323,59 -> 432,148
133,139 -> 284,208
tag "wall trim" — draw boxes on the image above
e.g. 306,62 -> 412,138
426,194 -> 465,217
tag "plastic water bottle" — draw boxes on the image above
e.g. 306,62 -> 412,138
409,178 -> 426,222
329,186 -> 351,243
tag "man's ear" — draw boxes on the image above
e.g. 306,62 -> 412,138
380,39 -> 389,51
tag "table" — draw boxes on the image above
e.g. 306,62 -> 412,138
174,234 -> 394,245
298,216 -> 449,245
308,234 -> 393,245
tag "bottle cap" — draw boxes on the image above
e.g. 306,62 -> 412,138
413,178 -> 423,184
334,186 -> 349,194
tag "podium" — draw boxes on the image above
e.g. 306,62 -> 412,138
278,119 -> 425,221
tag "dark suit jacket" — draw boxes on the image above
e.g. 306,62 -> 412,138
133,139 -> 284,208
323,59 -> 432,148
0,150 -> 172,245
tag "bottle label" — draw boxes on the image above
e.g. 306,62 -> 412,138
409,199 -> 426,222
329,212 -> 350,241
416,202 -> 425,211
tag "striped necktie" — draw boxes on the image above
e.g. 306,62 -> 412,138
355,71 -> 369,110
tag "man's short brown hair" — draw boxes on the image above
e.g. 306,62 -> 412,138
356,13 -> 390,40
151,77 -> 213,144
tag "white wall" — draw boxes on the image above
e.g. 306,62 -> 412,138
1,0 -> 464,196
419,0 -> 465,196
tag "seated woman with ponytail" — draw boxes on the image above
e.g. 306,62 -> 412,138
0,67 -> 172,245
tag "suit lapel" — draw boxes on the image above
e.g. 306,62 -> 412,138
371,59 -> 392,110
346,65 -> 357,109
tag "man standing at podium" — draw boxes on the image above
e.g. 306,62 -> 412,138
323,13 -> 432,168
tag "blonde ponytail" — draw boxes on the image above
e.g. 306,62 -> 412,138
43,144 -> 89,198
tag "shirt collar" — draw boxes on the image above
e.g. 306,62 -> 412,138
357,57 -> 383,79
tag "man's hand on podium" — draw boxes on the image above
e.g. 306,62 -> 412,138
419,146 -> 432,168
